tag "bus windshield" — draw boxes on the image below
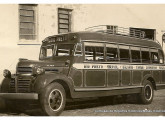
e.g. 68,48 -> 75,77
40,44 -> 75,59
56,44 -> 75,56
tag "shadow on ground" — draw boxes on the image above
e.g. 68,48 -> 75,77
0,94 -> 140,116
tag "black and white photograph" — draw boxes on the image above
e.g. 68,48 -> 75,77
0,1 -> 165,117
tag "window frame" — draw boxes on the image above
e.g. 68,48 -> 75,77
84,42 -> 105,62
141,47 -> 151,64
74,43 -> 83,56
158,49 -> 164,64
82,41 -> 164,65
106,43 -> 119,62
56,43 -> 75,56
39,44 -> 55,59
19,4 -> 38,43
130,46 -> 141,63
150,48 -> 159,64
58,8 -> 72,34
118,45 -> 131,63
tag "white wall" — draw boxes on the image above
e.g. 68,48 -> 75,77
38,4 -> 87,41
0,4 -> 19,46
1,4 -> 165,81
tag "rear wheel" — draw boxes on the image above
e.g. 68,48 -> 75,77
138,80 -> 154,104
40,82 -> 66,116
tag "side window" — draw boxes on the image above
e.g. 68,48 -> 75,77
95,47 -> 104,61
56,44 -> 74,56
141,48 -> 150,63
74,43 -> 82,56
119,45 -> 130,62
47,48 -> 53,57
150,49 -> 159,64
106,44 -> 119,61
85,46 -> 94,61
158,49 -> 164,64
40,45 -> 54,58
130,46 -> 141,63
85,45 -> 104,61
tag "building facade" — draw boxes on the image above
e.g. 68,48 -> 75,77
1,4 -> 165,83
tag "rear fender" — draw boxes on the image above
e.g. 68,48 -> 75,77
142,74 -> 156,90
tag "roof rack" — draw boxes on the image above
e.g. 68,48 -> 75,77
85,25 -> 146,39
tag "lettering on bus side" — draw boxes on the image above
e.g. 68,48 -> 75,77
146,66 -> 157,70
107,65 -> 118,69
91,65 -> 103,69
136,66 -> 144,70
122,65 -> 133,70
159,66 -> 165,70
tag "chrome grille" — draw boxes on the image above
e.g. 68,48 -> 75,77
17,67 -> 32,74
9,77 -> 31,93
9,79 -> 16,92
17,79 -> 31,93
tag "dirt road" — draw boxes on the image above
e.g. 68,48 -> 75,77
0,89 -> 165,116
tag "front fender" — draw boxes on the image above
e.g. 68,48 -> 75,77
34,72 -> 74,94
0,78 -> 10,93
1,74 -> 16,93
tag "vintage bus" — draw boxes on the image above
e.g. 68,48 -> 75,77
1,25 -> 165,116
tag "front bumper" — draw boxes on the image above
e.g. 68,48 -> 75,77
0,93 -> 38,100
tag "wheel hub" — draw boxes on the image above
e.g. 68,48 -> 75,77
145,85 -> 152,100
49,89 -> 63,111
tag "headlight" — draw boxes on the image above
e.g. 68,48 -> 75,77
3,69 -> 11,78
36,67 -> 45,75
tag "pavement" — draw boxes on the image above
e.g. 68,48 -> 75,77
0,89 -> 165,116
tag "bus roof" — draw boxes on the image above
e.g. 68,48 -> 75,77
42,31 -> 162,49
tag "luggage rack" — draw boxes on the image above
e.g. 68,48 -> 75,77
85,25 -> 146,39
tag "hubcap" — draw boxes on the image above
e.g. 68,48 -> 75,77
144,85 -> 152,101
48,89 -> 63,111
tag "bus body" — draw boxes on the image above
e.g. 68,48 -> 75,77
1,25 -> 165,115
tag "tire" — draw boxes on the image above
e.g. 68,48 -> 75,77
138,80 -> 154,104
40,82 -> 66,116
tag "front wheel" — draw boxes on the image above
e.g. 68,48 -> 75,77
40,82 -> 66,116
138,81 -> 154,104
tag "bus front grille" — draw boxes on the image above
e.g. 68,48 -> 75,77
17,79 -> 31,93
9,78 -> 31,93
17,67 -> 33,74
9,79 -> 16,93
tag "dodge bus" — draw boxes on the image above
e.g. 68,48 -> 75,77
0,25 -> 165,115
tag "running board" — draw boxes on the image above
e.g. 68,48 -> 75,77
75,86 -> 143,92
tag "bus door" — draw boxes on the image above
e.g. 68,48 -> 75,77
69,43 -> 84,87
84,42 -> 106,87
